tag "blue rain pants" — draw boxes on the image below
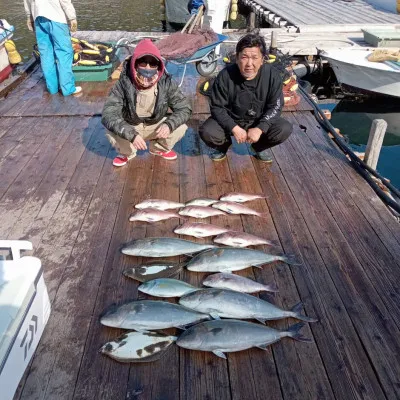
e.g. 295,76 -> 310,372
34,16 -> 76,96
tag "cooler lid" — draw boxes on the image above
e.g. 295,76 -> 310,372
0,256 -> 41,367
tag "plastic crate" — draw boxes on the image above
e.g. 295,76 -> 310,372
72,45 -> 121,82
362,29 -> 400,48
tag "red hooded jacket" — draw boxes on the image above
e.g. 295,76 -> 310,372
130,39 -> 165,87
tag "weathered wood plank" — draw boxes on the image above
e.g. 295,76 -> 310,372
0,117 -> 55,199
125,150 -> 182,400
73,152 -> 155,400
178,123 -> 231,400
0,117 -> 72,237
197,125 -> 283,400
289,112 -> 400,324
227,140 -> 334,400
18,146 -> 126,400
0,117 -> 39,160
252,149 -> 386,400
7,117 -> 97,245
297,111 -> 400,253
272,118 -> 399,399
0,66 -> 44,116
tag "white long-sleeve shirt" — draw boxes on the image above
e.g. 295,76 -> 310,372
24,0 -> 76,24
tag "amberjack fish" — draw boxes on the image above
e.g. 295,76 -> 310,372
138,278 -> 199,297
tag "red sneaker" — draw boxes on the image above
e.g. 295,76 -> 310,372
149,149 -> 177,160
112,155 -> 129,167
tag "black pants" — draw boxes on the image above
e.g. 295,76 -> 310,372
199,117 -> 293,153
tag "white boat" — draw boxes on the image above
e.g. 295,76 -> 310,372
0,19 -> 14,83
322,48 -> 400,98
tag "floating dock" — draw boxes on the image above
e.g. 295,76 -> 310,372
1,31 -> 399,400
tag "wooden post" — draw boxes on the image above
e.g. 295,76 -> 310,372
249,11 -> 256,30
364,119 -> 387,170
270,31 -> 278,55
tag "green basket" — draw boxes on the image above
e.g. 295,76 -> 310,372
72,44 -> 121,82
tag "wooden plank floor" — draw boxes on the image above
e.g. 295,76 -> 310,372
0,31 -> 399,400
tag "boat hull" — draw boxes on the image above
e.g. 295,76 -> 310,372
323,49 -> 400,98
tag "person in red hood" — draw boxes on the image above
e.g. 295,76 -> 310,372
102,39 -> 191,166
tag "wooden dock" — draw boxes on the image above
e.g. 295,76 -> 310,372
1,31 -> 400,400
242,0 -> 400,28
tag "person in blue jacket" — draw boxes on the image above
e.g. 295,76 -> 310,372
23,0 -> 82,96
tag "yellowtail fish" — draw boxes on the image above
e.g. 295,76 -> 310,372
176,320 -> 311,359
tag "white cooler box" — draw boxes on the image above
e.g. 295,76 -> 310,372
0,240 -> 51,400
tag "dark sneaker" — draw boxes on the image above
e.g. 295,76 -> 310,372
251,146 -> 273,163
210,149 -> 227,161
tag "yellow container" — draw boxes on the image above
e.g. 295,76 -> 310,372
230,11 -> 238,20
4,40 -> 22,64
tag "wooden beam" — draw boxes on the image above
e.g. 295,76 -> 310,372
364,119 -> 388,170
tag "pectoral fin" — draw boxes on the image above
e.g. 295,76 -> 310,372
255,318 -> 266,324
256,343 -> 270,351
212,350 -> 227,359
210,312 -> 221,320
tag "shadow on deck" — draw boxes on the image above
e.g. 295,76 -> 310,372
0,31 -> 399,400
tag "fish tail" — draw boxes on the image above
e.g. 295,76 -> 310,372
263,281 -> 279,292
286,322 -> 312,342
290,302 -> 318,323
258,212 -> 269,219
278,254 -> 302,266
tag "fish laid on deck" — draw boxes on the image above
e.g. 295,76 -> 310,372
135,199 -> 185,210
179,289 -> 317,323
212,201 -> 267,217
176,320 -> 311,359
100,300 -> 211,330
121,237 -> 216,257
129,208 -> 183,222
174,222 -> 230,238
100,331 -> 177,363
138,278 -> 199,297
123,262 -> 183,282
219,192 -> 266,203
179,206 -> 227,218
203,273 -> 278,293
186,247 -> 301,272
185,197 -> 219,206
213,231 -> 277,247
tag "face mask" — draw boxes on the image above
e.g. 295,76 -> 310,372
137,67 -> 158,79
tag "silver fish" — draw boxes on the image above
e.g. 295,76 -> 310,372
129,208 -> 182,222
213,232 -> 276,248
219,192 -> 266,203
176,320 -> 311,359
179,289 -> 317,323
202,273 -> 278,293
179,206 -> 226,219
135,199 -> 185,210
186,248 -> 301,272
100,331 -> 177,363
121,237 -> 217,257
138,278 -> 199,298
100,300 -> 211,330
123,262 -> 183,282
185,197 -> 219,207
174,222 -> 230,238
212,201 -> 266,218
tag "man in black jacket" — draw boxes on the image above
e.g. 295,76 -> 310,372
102,39 -> 191,166
199,33 -> 292,162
